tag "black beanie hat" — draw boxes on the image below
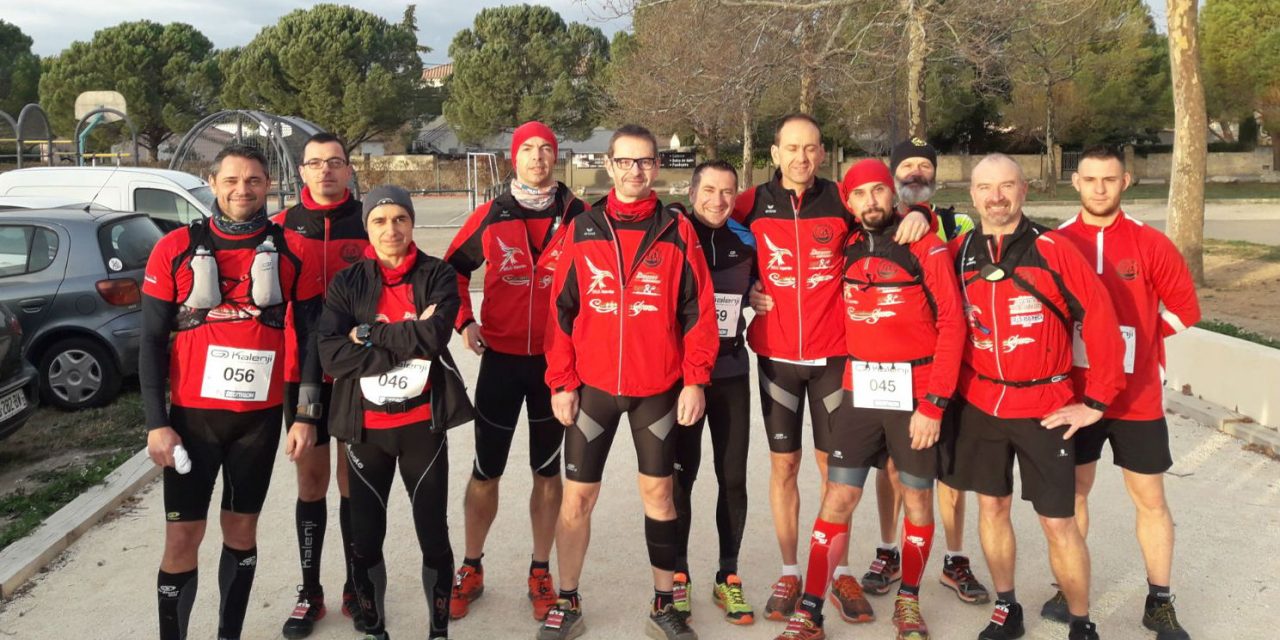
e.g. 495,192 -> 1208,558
889,138 -> 938,174
362,185 -> 416,227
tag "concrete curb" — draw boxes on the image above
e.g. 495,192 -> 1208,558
1166,392 -> 1280,457
0,448 -> 159,599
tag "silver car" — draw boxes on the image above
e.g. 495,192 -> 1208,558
0,208 -> 163,409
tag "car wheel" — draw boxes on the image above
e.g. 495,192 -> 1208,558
38,338 -> 122,410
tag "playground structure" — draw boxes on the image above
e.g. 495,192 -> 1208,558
0,96 -> 140,168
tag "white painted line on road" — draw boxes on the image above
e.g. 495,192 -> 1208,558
1225,456 -> 1272,494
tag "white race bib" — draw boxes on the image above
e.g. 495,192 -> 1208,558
714,293 -> 743,338
771,357 -> 828,367
1072,322 -> 1136,374
360,359 -> 431,405
851,362 -> 913,411
201,346 -> 275,401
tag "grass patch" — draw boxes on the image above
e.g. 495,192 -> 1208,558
0,392 -> 145,477
0,449 -> 135,550
1196,319 -> 1280,350
1204,238 -> 1280,262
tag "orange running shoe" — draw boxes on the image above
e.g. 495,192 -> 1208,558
774,611 -> 826,640
528,568 -> 557,621
829,575 -> 875,623
449,564 -> 484,620
764,575 -> 802,621
893,594 -> 930,640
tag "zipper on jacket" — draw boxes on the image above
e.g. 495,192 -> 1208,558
323,217 -> 331,298
524,228 -> 535,355
1095,228 -> 1104,275
602,215 -> 627,395
791,193 -> 804,360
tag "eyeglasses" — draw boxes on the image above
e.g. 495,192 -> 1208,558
301,157 -> 349,170
610,157 -> 657,171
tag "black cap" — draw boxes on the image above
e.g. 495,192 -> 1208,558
361,185 -> 416,227
889,138 -> 938,174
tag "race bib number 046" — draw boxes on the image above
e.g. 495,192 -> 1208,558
714,293 -> 743,338
361,358 -> 431,405
851,362 -> 913,412
201,345 -> 275,402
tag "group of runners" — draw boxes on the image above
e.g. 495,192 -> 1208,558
141,114 -> 1199,640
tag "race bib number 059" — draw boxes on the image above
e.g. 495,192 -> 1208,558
1072,322 -> 1136,374
851,362 -> 913,411
360,358 -> 431,405
201,345 -> 275,401
714,293 -> 743,338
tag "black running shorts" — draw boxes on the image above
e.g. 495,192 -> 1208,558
828,404 -> 938,485
757,356 -> 847,454
164,404 -> 283,522
1073,417 -> 1173,474
471,351 -> 561,480
563,384 -> 680,483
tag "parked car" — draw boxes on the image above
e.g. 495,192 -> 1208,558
0,301 -> 39,440
0,208 -> 163,409
0,167 -> 213,231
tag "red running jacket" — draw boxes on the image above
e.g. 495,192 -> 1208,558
545,195 -> 718,396
841,224 -> 966,419
444,185 -> 586,355
1056,211 -> 1200,420
950,217 -> 1126,419
732,171 -> 853,361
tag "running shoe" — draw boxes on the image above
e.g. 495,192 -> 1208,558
764,575 -> 801,621
939,555 -> 990,604
861,548 -> 902,595
360,633 -> 390,640
1143,595 -> 1191,640
537,600 -> 586,640
978,601 -> 1025,640
672,572 -> 692,621
449,565 -> 484,620
829,575 -> 875,623
1068,620 -> 1100,640
892,594 -> 929,640
711,575 -> 755,625
647,603 -> 697,640
1040,587 -> 1069,623
342,587 -> 359,620
282,586 -> 326,639
773,611 -> 826,640
528,568 -> 558,621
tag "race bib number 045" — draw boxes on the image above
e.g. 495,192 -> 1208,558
201,345 -> 275,402
851,362 -> 913,412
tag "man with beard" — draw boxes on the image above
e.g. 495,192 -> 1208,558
862,139 -> 989,607
774,159 -> 964,640
444,121 -> 586,622
1048,146 -> 1198,640
944,153 -> 1125,640
734,115 -> 931,623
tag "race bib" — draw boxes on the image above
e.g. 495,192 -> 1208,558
851,362 -> 913,411
201,346 -> 275,402
360,359 -> 431,405
1072,322 -> 1136,374
771,357 -> 827,367
714,293 -> 743,338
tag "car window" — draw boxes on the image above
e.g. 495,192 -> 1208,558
189,186 -> 214,216
0,225 -> 59,278
98,215 -> 163,273
134,187 -> 204,224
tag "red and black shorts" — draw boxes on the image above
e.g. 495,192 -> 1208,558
1073,417 -> 1173,474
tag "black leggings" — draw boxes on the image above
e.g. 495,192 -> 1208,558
673,374 -> 751,577
346,426 -> 452,636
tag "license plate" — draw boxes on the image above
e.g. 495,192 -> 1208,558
0,389 -> 28,422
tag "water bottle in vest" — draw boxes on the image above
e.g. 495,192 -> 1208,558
251,235 -> 284,308
185,246 -> 222,309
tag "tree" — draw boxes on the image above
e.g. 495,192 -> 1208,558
1202,0 -> 1280,164
0,20 -> 41,116
222,4 -> 426,152
37,21 -> 219,158
1166,0 -> 1208,285
443,5 -> 609,145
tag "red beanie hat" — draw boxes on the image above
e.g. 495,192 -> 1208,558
511,121 -> 558,165
840,159 -> 895,202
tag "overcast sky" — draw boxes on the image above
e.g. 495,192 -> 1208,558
9,0 -> 1166,60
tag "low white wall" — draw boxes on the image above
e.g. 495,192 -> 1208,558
1165,327 -> 1280,430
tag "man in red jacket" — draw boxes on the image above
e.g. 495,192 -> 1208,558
444,121 -> 586,621
945,154 -> 1125,640
735,115 -> 930,622
538,124 -> 719,640
775,159 -> 965,640
1047,146 -> 1198,639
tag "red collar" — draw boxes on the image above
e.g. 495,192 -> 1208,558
606,189 -> 657,222
364,244 -> 419,283
301,186 -> 351,211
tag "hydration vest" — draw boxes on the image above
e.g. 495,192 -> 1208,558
171,220 -> 299,331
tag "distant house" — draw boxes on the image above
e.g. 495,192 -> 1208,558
411,115 -> 672,159
421,63 -> 453,88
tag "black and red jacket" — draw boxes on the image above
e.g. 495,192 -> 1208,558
140,217 -> 323,428
444,184 -> 585,355
841,223 -> 965,419
1056,211 -> 1200,420
732,172 -> 852,361
272,188 -> 369,383
950,217 -> 1126,419
545,192 -> 719,396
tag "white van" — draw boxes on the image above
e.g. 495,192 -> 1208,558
0,167 -> 214,231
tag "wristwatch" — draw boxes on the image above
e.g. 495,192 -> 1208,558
295,403 -> 323,420
355,323 -> 373,346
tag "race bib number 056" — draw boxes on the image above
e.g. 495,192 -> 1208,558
201,346 -> 275,401
714,293 -> 743,338
361,358 -> 431,405
851,362 -> 913,411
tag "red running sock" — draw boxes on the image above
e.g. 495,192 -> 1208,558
900,518 -> 935,592
803,518 -> 849,599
